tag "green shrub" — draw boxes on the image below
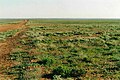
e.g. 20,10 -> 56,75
52,66 -> 71,78
70,68 -> 86,77
110,56 -> 120,61
52,66 -> 86,78
116,62 -> 120,68
37,57 -> 55,66
82,57 -> 91,63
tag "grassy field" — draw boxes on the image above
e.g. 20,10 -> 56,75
0,19 -> 120,80
0,19 -> 22,25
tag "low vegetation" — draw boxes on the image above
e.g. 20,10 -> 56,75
0,30 -> 18,41
0,19 -> 120,80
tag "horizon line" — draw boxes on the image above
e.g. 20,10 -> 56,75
1,18 -> 120,20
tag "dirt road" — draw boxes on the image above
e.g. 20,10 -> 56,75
0,20 -> 28,32
0,20 -> 28,79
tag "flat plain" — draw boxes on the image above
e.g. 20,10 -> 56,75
0,19 -> 120,80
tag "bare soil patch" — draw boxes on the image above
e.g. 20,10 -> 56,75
0,20 -> 28,32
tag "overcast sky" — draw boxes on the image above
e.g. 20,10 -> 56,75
0,0 -> 120,18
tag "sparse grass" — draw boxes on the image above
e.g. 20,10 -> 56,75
0,19 -> 22,25
0,30 -> 18,41
1,19 -> 120,80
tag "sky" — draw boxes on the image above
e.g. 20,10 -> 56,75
0,0 -> 120,18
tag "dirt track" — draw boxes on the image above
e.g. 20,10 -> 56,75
0,20 -> 28,79
0,20 -> 28,32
